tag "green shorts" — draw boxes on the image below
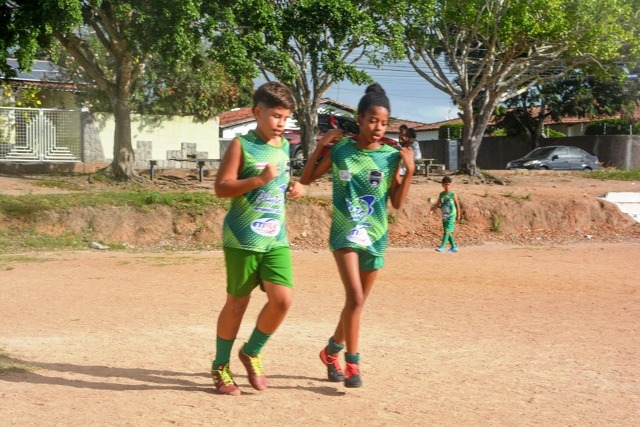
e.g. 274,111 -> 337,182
334,247 -> 385,271
443,220 -> 456,233
223,246 -> 293,297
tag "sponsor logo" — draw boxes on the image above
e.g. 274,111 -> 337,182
254,184 -> 287,214
346,225 -> 372,246
251,218 -> 281,237
347,195 -> 375,226
339,170 -> 351,181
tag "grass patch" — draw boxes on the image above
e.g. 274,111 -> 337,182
489,213 -> 505,233
503,192 -> 532,201
585,168 -> 640,181
0,190 -> 228,220
0,349 -> 37,375
34,179 -> 85,191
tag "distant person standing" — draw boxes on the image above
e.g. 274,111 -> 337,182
406,128 -> 422,162
429,175 -> 461,253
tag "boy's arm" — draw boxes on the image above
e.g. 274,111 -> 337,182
428,195 -> 441,216
214,138 -> 277,198
454,193 -> 462,221
299,129 -> 342,185
389,146 -> 415,209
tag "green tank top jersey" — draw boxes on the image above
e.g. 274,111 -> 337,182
329,137 -> 401,256
439,191 -> 457,222
222,131 -> 291,252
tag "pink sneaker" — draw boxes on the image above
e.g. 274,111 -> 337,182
211,363 -> 241,396
238,347 -> 267,391
319,347 -> 344,382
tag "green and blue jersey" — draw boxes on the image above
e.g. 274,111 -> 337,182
222,131 -> 290,252
329,138 -> 401,256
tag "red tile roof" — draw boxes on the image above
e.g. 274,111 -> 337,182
219,107 -> 254,127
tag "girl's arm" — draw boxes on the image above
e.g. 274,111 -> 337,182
454,193 -> 462,221
214,138 -> 278,198
389,146 -> 415,209
299,129 -> 343,185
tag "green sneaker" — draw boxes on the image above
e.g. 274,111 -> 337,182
211,363 -> 241,396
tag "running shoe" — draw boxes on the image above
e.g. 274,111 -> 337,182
436,246 -> 446,252
319,347 -> 344,382
211,363 -> 241,396
238,347 -> 267,391
344,362 -> 362,388
448,247 -> 459,253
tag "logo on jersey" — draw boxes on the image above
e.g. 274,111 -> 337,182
251,218 -> 281,236
347,195 -> 375,227
346,225 -> 372,246
254,184 -> 287,214
368,170 -> 383,188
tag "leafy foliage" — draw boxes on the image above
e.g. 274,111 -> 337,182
584,118 -> 640,135
438,123 -> 463,140
395,0 -> 640,175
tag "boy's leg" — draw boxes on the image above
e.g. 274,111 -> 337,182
238,247 -> 294,391
437,231 -> 448,251
212,293 -> 250,396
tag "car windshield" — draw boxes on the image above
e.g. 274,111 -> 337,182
523,147 -> 556,159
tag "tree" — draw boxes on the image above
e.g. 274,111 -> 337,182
2,1 -> 250,180
396,0 -> 639,175
494,71 -> 639,149
206,0 -> 400,158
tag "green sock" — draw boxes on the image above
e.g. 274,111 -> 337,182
327,337 -> 344,355
345,352 -> 360,364
243,327 -> 271,356
212,336 -> 235,368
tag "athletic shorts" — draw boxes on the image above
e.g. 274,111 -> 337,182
223,246 -> 293,297
443,220 -> 456,233
334,247 -> 385,271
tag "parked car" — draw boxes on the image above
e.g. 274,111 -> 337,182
285,113 -> 398,166
506,145 -> 600,171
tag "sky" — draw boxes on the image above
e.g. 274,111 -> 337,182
256,61 -> 461,125
321,62 -> 460,125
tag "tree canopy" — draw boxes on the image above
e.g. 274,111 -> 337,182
205,0 -> 401,157
396,0 -> 640,175
2,1 -> 251,180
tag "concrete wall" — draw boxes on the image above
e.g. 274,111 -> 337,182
83,112 -> 219,168
419,135 -> 640,170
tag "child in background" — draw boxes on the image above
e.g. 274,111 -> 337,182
429,175 -> 461,253
300,83 -> 414,388
211,81 -> 305,395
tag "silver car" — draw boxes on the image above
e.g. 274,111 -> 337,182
506,145 -> 600,171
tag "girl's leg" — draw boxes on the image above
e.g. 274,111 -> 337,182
331,249 -> 378,355
448,232 -> 457,249
437,231 -> 449,251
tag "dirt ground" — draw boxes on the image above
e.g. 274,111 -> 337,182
1,171 -> 640,426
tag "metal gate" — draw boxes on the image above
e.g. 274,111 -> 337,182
0,107 -> 81,162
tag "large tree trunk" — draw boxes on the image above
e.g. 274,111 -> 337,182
299,101 -> 319,160
109,96 -> 136,180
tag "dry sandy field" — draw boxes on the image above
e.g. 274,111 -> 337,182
1,243 -> 639,426
1,171 -> 640,426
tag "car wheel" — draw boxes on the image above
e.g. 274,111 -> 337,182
582,167 -> 592,171
292,148 -> 305,169
540,166 -> 549,170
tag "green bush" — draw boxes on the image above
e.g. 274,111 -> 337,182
584,118 -> 640,135
438,123 -> 463,139
543,128 -> 566,137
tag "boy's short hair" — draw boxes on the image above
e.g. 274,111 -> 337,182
253,82 -> 296,111
441,175 -> 452,184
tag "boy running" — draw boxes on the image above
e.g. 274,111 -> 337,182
211,82 -> 304,395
